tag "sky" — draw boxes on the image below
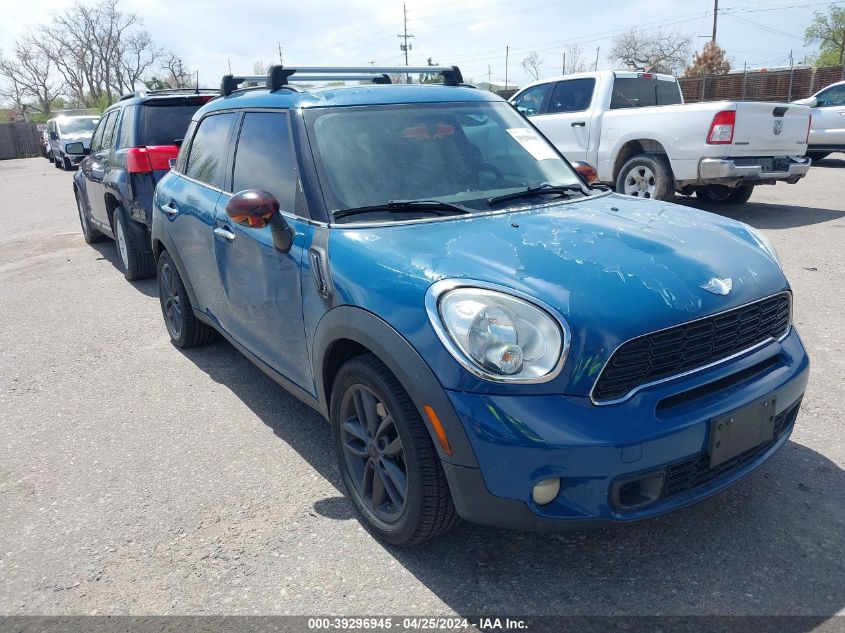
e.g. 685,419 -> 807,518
0,0 -> 838,88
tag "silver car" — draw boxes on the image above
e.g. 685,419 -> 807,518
46,116 -> 100,170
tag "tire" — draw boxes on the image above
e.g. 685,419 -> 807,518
53,155 -> 61,169
615,153 -> 675,201
697,184 -> 755,205
330,354 -> 459,545
75,190 -> 106,244
61,154 -> 73,170
157,250 -> 217,348
46,150 -> 52,161
112,206 -> 156,281
806,151 -> 830,161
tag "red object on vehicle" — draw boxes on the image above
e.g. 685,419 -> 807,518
707,110 -> 736,145
126,145 -> 179,173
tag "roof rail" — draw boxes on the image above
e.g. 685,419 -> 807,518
118,88 -> 217,101
219,65 -> 464,96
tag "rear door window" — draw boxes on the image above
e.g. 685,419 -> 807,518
185,112 -> 237,189
548,78 -> 596,113
231,111 -> 297,211
512,83 -> 552,116
610,77 -> 683,109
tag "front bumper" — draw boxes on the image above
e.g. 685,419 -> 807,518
442,328 -> 809,530
698,155 -> 810,184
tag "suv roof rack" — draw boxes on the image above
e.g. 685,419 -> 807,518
220,65 -> 464,96
119,88 -> 218,101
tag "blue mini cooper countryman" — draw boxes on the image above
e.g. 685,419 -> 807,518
151,66 -> 809,544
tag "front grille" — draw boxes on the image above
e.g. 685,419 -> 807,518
592,293 -> 791,402
661,398 -> 801,500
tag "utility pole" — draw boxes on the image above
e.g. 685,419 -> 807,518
712,0 -> 719,43
397,3 -> 414,83
594,46 -> 600,71
504,45 -> 509,92
278,43 -> 284,65
562,52 -> 565,75
840,28 -> 845,79
488,65 -> 491,85
788,49 -> 795,101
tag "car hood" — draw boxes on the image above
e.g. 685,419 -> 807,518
328,192 -> 789,394
61,133 -> 93,145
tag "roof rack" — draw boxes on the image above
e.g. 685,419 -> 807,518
119,88 -> 217,101
220,65 -> 464,96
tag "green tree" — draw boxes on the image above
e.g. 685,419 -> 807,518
804,4 -> 845,67
419,57 -> 441,84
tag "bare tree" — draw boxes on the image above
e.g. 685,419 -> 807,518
521,51 -> 543,80
609,29 -> 692,75
564,44 -> 587,74
0,39 -> 63,116
115,30 -> 161,95
38,0 -> 161,106
157,53 -> 194,89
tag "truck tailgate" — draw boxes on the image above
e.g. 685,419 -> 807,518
731,102 -> 809,156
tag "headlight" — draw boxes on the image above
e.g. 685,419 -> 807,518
746,226 -> 781,268
426,281 -> 569,383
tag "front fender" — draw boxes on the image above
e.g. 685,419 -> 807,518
312,305 -> 478,467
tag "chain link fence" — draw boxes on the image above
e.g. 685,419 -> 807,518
679,65 -> 845,103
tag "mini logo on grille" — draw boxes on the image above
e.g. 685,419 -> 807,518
701,277 -> 733,295
773,119 -> 783,135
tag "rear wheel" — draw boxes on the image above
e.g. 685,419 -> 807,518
75,191 -> 105,244
157,250 -> 216,348
331,354 -> 458,545
616,154 -> 675,201
697,184 -> 755,205
112,206 -> 156,281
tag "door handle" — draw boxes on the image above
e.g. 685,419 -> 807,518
571,121 -> 586,127
160,203 -> 178,216
213,226 -> 236,241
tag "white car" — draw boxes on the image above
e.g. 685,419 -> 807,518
45,116 -> 100,170
510,71 -> 811,204
794,80 -> 845,161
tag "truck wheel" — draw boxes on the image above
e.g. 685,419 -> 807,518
616,154 -> 675,201
697,184 -> 755,205
331,353 -> 459,545
53,155 -> 62,169
157,250 -> 217,348
113,206 -> 156,281
75,191 -> 105,244
806,151 -> 829,161
61,154 -> 73,170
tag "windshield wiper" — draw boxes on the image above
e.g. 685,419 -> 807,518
487,183 -> 586,206
333,199 -> 473,221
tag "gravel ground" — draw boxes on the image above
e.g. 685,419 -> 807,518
0,156 -> 843,618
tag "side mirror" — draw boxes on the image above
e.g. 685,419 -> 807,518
49,131 -> 58,140
168,158 -> 177,170
572,160 -> 598,185
65,142 -> 89,156
225,189 -> 294,252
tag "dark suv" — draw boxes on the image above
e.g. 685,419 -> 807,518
69,90 -> 216,280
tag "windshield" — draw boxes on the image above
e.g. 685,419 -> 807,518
57,118 -> 99,134
304,101 -> 586,219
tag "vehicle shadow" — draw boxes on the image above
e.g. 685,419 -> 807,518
811,155 -> 845,169
674,198 -> 845,230
178,338 -> 844,621
89,241 -> 157,298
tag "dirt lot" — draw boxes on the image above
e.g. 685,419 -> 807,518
0,156 -> 843,618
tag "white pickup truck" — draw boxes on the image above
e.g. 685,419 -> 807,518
510,71 -> 812,203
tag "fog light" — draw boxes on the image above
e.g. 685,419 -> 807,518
532,477 -> 561,505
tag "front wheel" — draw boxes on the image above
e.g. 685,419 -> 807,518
75,191 -> 105,244
61,154 -> 73,170
696,184 -> 755,205
157,250 -> 216,348
616,154 -> 675,201
331,354 -> 458,545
